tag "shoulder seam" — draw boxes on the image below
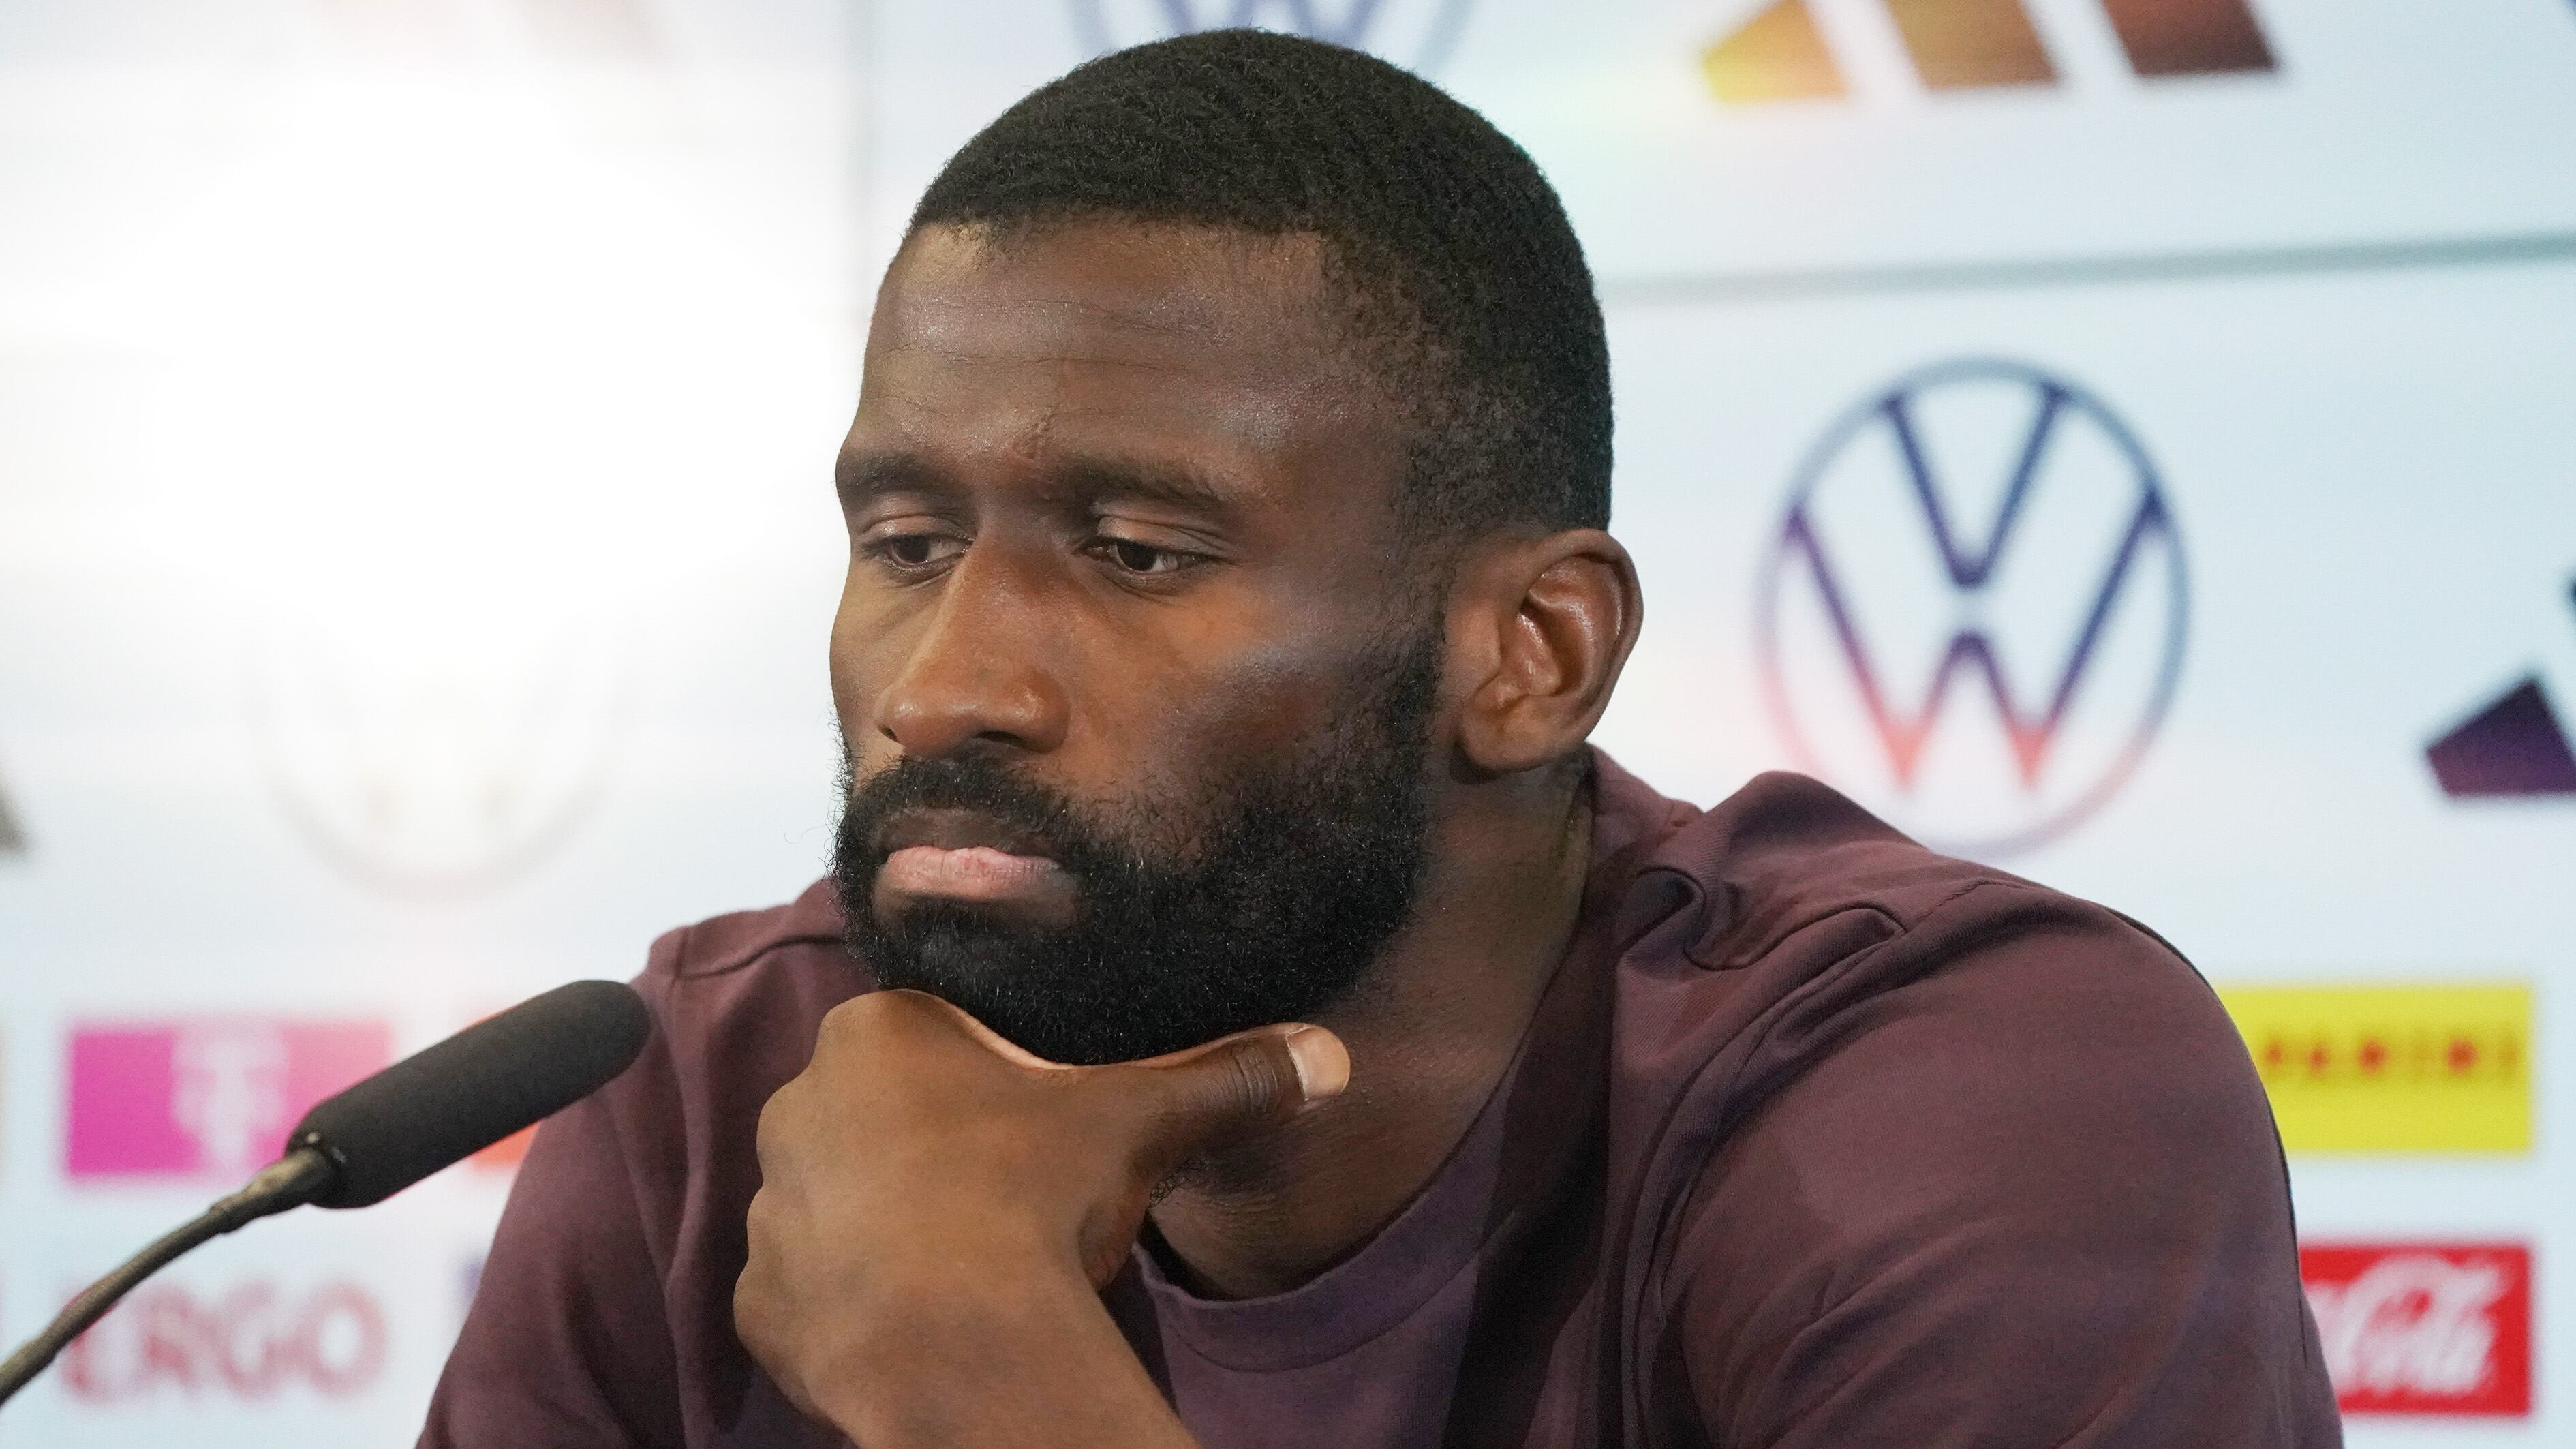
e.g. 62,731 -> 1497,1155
1640,874 -> 2087,1337
671,927 -> 848,981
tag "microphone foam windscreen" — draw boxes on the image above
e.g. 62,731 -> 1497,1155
290,979 -> 652,1208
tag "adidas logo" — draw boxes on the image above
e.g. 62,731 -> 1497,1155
1703,0 -> 2274,105
2426,575 -> 2576,799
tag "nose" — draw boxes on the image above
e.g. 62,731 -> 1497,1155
873,548 -> 1071,760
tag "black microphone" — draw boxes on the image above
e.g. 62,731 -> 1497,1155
0,978 -> 652,1409
290,977 -> 653,1206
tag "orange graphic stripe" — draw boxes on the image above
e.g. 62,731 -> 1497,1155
1884,0 -> 2056,89
1702,0 -> 1847,104
2098,0 -> 2274,77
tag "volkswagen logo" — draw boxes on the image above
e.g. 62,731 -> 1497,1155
1755,359 -> 2188,857
1072,0 -> 1473,72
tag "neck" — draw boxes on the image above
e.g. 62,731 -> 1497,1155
1147,769 -> 1595,1300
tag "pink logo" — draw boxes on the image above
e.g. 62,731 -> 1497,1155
67,1021 -> 390,1180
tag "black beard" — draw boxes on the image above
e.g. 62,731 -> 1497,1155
831,632 -> 1439,1066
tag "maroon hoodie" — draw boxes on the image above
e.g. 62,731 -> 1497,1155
422,754 -> 2340,1448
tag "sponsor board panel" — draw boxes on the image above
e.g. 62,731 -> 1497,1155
65,1020 -> 393,1183
2304,1242 -> 2534,1418
1593,255 -> 2576,960
1072,0 -> 1474,72
2219,985 -> 2533,1155
1595,257 -> 2576,1439
0,1210 -> 495,1448
1751,356 -> 2187,855
2425,581 -> 2576,800
860,0 -> 2576,282
59,1275 -> 391,1405
0,992 -> 566,1442
0,3 -> 2566,1446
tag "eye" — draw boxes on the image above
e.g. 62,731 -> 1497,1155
864,528 -> 966,573
1088,536 -> 1203,578
1110,540 -> 1176,574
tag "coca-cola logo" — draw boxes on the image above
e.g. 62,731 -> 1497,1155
2301,1242 -> 2531,1417
58,1278 -> 388,1404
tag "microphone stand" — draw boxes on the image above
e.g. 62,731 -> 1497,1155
0,1148 -> 337,1407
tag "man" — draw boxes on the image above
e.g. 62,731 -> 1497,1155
423,30 -> 2338,1449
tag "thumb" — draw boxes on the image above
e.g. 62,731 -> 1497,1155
1127,1025 -> 1351,1176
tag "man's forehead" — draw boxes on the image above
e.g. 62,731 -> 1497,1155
868,222 -> 1349,375
848,222 -> 1405,494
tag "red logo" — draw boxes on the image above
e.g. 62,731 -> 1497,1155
58,1277 -> 388,1403
470,1122 -> 534,1170
2301,1243 -> 2531,1416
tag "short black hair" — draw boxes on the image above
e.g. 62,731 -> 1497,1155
908,29 -> 1611,545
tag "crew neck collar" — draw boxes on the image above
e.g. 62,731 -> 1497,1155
1125,752 -> 1683,1373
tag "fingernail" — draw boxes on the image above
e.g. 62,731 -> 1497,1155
1283,1026 -> 1349,1105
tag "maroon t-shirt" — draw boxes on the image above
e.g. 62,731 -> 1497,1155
421,755 -> 2341,1447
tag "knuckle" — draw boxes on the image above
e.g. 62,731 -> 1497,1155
731,1266 -> 773,1348
823,992 -> 888,1036
1219,1045 -> 1278,1118
1201,1040 -> 1292,1129
752,1089 -> 793,1158
827,989 -> 938,1050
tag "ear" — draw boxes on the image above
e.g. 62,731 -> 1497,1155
1445,528 -> 1642,778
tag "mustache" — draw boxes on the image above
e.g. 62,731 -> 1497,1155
841,754 -> 1102,869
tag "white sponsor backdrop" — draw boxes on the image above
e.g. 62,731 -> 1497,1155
0,1 -> 2570,1442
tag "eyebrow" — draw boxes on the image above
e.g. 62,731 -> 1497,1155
1047,456 -> 1238,518
838,449 -> 1243,521
836,451 -> 950,507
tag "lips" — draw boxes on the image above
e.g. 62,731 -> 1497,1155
880,843 -> 1064,896
876,807 -> 1055,858
871,808 -> 1079,926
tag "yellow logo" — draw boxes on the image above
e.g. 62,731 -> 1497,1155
2217,983 -> 2532,1154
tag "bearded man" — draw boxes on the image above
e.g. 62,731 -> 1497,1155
421,29 -> 2340,1449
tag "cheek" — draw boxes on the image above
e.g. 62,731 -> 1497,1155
1135,633 -> 1366,780
827,568 -> 902,768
